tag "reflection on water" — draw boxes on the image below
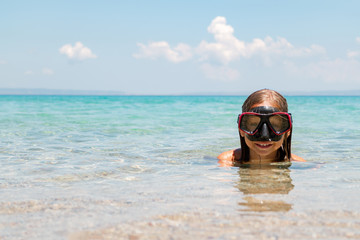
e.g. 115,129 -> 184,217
235,163 -> 293,212
239,196 -> 292,212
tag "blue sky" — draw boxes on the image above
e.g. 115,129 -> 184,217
1,0 -> 360,94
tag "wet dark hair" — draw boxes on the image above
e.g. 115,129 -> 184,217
239,89 -> 292,163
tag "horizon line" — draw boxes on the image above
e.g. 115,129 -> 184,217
0,88 -> 360,96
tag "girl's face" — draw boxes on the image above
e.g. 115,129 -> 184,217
240,101 -> 288,162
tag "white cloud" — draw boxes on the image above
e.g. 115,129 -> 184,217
197,17 -> 325,64
347,51 -> 360,58
24,68 -> 54,76
200,63 -> 240,81
356,37 -> 360,44
59,42 -> 97,60
347,37 -> 360,58
133,41 -> 192,63
285,58 -> 360,84
308,59 -> 360,83
135,16 -> 325,66
42,68 -> 54,75
134,16 -> 360,84
196,16 -> 246,63
0,60 -> 7,64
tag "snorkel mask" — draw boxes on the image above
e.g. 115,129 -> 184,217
238,106 -> 292,142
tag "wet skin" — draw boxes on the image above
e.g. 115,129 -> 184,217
218,100 -> 305,165
240,101 -> 286,163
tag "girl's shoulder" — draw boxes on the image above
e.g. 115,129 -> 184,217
217,149 -> 305,163
291,154 -> 306,162
217,148 -> 241,167
217,148 -> 241,161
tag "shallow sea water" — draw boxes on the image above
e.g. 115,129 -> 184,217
0,95 -> 359,239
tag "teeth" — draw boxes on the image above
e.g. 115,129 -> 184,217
258,144 -> 270,146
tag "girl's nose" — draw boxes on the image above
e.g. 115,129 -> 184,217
258,123 -> 271,140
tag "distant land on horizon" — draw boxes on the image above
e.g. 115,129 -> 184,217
0,88 -> 360,96
0,88 -> 125,96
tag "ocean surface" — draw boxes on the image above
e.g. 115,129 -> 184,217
0,95 -> 359,239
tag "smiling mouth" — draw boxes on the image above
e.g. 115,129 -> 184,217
255,143 -> 272,148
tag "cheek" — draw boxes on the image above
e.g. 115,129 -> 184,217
244,136 -> 254,148
275,136 -> 285,146
239,130 -> 246,137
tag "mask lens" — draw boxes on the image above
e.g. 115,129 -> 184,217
269,114 -> 290,133
240,114 -> 261,133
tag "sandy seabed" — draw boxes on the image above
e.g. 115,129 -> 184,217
70,209 -> 360,240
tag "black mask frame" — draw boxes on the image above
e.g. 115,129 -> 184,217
238,106 -> 292,142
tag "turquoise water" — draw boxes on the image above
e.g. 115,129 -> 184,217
0,95 -> 359,239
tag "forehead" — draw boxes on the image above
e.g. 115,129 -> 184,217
250,100 -> 280,109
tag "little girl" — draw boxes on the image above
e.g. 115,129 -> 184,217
218,89 -> 304,165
